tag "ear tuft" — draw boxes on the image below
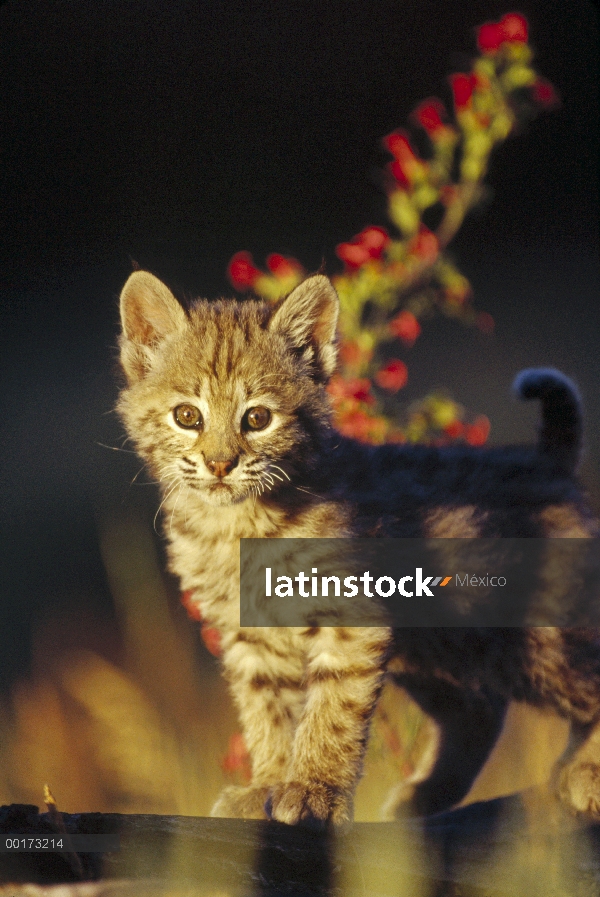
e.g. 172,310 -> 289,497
119,271 -> 187,382
268,275 -> 339,379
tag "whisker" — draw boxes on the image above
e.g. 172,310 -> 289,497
157,464 -> 178,483
97,442 -> 138,454
271,465 -> 291,482
259,472 -> 274,494
130,465 -> 147,486
295,486 -> 320,498
184,484 -> 190,527
153,480 -> 180,533
169,482 -> 185,535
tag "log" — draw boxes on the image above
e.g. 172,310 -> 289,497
0,795 -> 599,896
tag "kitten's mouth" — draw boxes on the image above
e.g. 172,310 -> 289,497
200,479 -> 253,506
202,480 -> 241,506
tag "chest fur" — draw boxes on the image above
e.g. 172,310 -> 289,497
163,491 -> 350,631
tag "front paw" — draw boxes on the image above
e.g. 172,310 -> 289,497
211,784 -> 270,819
266,781 -> 352,829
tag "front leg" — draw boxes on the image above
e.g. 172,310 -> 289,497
212,629 -> 305,819
268,627 -> 391,827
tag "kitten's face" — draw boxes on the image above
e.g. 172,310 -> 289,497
117,272 -> 339,506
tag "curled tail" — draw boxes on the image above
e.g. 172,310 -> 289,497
513,368 -> 582,474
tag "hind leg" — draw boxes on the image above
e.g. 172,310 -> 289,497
555,718 -> 600,819
389,676 -> 508,817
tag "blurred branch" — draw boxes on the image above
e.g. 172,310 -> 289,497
1,799 -> 598,895
226,12 -> 558,446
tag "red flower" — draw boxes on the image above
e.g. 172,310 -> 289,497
477,22 -> 504,52
374,360 -> 408,393
477,13 -> 528,52
500,13 -> 528,43
408,226 -> 439,263
389,310 -> 421,346
359,226 -> 390,257
221,732 -> 252,782
181,590 -> 203,623
383,130 -> 415,159
383,131 -> 421,187
336,241 -> 370,269
336,226 -> 390,270
449,73 -> 476,109
388,161 -> 410,189
532,78 -> 559,108
465,415 -> 491,446
413,99 -> 446,135
335,408 -> 387,443
182,590 -> 222,656
327,375 -> 374,404
201,626 -> 222,657
443,420 -> 464,439
266,253 -> 303,279
227,251 -> 261,290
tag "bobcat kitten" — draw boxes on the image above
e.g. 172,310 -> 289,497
117,270 -> 600,826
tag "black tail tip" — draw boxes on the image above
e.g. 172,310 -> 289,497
513,368 -> 582,473
512,367 -> 581,404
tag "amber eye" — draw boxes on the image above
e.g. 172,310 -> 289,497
173,404 -> 203,430
244,406 -> 271,431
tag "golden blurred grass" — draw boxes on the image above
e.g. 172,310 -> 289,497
0,511 -> 570,822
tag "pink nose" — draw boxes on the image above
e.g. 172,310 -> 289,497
205,458 -> 238,478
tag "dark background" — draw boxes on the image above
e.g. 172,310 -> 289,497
0,0 -> 598,689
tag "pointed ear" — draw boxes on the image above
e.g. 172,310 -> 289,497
119,271 -> 187,382
268,275 -> 339,379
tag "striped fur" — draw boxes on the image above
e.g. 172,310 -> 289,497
117,270 -> 600,825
